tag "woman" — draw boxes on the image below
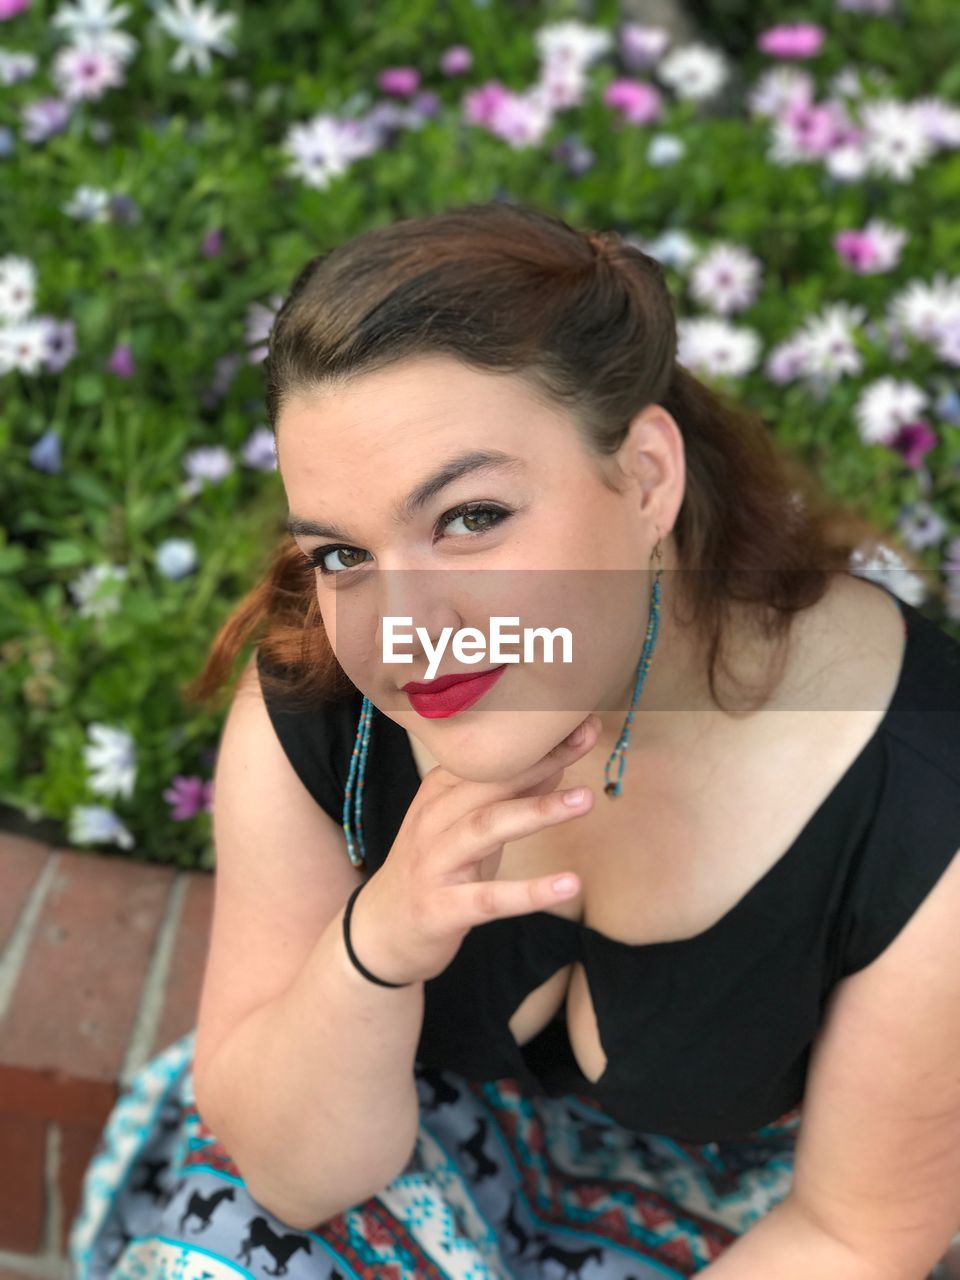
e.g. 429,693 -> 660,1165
69,201 -> 960,1279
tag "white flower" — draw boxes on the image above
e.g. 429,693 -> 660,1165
0,48 -> 38,84
676,316 -> 761,378
688,242 -> 763,315
824,140 -> 870,182
656,42 -> 729,101
886,273 -> 960,345
853,376 -> 928,444
51,0 -> 138,65
183,444 -> 234,485
0,254 -> 36,323
533,20 -> 612,71
282,112 -> 379,191
68,804 -> 135,850
647,133 -> 685,166
859,98 -> 935,181
51,43 -> 125,101
912,96 -> 960,149
152,0 -> 237,76
0,318 -> 51,375
62,184 -> 112,221
155,537 -> 198,579
641,228 -> 697,271
848,543 -> 926,607
794,302 -> 867,384
69,562 -> 128,618
747,65 -> 814,118
764,336 -> 811,384
83,722 -> 137,800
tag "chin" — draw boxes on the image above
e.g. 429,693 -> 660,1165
424,708 -> 579,785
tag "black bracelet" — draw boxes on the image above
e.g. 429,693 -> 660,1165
342,881 -> 413,988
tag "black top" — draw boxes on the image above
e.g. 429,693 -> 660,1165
255,582 -> 960,1141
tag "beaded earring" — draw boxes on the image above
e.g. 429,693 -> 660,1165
341,535 -> 665,868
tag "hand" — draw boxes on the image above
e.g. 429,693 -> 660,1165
349,714 -> 600,984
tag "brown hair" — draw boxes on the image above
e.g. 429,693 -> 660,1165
181,199 -> 925,715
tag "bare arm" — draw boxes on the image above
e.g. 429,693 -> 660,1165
193,893 -> 424,1231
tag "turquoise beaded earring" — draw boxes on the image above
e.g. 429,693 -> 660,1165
342,534 -> 665,868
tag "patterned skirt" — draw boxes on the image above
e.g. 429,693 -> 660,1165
68,1029 -> 804,1279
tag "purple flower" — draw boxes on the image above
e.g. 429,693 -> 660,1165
109,194 -> 141,224
106,342 -> 135,378
602,78 -> 663,125
934,386 -> 960,425
163,775 -> 213,821
40,317 -> 76,372
241,423 -> 277,471
552,134 -> 596,176
440,45 -> 472,76
0,0 -> 30,18
757,23 -> 826,58
201,227 -> 222,257
377,66 -> 420,97
29,427 -> 61,473
21,97 -> 70,144
889,418 -> 938,470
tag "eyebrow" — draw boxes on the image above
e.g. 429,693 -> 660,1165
286,449 -> 526,541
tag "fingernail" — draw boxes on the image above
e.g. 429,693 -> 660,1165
563,787 -> 586,806
568,723 -> 585,746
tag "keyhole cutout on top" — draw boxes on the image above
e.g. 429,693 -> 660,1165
506,959 -> 609,1085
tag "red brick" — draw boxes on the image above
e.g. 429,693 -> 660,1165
58,1120 -> 108,1255
0,1111 -> 45,1253
152,870 -> 213,1057
0,834 -> 52,952
0,849 -> 175,1084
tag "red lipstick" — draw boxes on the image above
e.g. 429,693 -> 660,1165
403,665 -> 507,719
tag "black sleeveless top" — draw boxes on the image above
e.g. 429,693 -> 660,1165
255,583 -> 960,1141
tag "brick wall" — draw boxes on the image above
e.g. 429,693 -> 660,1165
0,833 -> 212,1280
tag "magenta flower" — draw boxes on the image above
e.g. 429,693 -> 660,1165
757,23 -> 826,58
106,342 -> 135,377
201,227 -> 222,257
163,775 -> 214,820
0,0 -> 30,19
440,45 -> 472,76
889,419 -> 938,470
602,78 -> 663,125
463,81 -> 511,127
377,66 -> 420,97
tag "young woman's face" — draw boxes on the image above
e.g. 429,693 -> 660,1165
277,353 -> 684,783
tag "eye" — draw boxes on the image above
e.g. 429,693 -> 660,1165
307,502 -> 511,577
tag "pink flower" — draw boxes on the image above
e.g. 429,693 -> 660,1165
201,227 -> 222,257
462,81 -> 511,127
377,66 -> 420,97
105,343 -> 135,378
163,775 -> 214,821
833,220 -> 906,273
782,99 -> 845,156
0,0 -> 30,18
889,419 -> 938,470
757,23 -> 826,58
440,45 -> 472,76
602,78 -> 663,125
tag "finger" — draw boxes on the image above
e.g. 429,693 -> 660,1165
438,782 -> 594,877
445,867 -> 583,930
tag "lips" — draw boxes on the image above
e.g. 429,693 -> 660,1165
404,664 -> 508,719
402,667 -> 501,694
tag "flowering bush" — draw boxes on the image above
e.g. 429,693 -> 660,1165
1,0 -> 958,865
